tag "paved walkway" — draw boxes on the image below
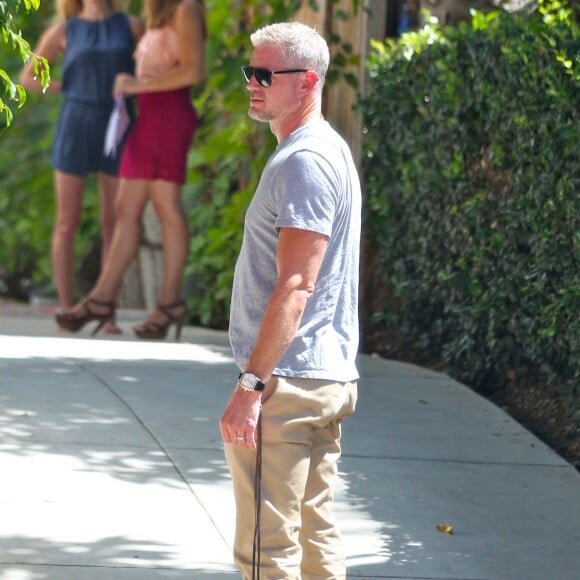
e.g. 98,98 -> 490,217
0,303 -> 578,580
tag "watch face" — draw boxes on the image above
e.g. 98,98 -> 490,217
239,372 -> 265,391
240,374 -> 257,390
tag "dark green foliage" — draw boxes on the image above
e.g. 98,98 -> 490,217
359,5 -> 579,415
0,91 -> 56,297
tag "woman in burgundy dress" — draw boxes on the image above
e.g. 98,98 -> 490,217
56,0 -> 206,339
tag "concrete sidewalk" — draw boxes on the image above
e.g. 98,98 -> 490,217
0,304 -> 578,580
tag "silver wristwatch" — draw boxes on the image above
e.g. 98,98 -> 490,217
238,372 -> 265,392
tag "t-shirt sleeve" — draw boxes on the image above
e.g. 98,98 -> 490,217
274,150 -> 339,237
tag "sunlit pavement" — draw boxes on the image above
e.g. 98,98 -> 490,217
0,304 -> 579,580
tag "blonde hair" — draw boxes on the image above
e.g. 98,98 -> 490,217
56,0 -> 126,19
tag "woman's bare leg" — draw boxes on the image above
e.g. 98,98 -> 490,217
97,172 -> 122,333
152,180 -> 188,303
52,171 -> 85,310
143,179 -> 189,325
67,178 -> 150,317
97,172 -> 119,266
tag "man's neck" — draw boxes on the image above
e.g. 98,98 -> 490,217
271,101 -> 324,143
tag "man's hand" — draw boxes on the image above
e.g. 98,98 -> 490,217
219,386 -> 262,449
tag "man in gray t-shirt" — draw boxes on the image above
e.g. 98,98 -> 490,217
220,21 -> 361,580
229,119 -> 361,381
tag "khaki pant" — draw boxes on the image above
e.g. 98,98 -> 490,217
224,376 -> 358,579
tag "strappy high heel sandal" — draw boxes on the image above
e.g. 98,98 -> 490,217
132,300 -> 187,341
55,297 -> 116,336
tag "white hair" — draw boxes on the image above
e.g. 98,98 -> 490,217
250,21 -> 330,90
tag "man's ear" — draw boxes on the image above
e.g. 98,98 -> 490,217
302,69 -> 319,91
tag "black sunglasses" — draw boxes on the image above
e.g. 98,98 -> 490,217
241,65 -> 309,88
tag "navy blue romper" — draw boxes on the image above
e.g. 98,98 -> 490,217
51,13 -> 135,176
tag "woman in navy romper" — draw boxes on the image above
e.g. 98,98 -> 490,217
20,0 -> 143,332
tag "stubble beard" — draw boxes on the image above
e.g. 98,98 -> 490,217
248,106 -> 273,123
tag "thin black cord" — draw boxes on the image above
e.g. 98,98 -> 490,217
252,411 -> 262,579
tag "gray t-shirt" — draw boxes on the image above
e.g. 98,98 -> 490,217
229,120 -> 361,381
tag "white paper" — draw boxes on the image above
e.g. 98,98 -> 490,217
104,95 -> 130,157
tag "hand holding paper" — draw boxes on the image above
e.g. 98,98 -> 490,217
104,95 -> 130,157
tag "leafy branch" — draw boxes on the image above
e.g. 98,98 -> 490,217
1,0 -> 49,126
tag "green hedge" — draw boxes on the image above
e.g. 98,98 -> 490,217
359,4 -> 579,415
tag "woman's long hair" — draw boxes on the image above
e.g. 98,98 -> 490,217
145,0 -> 205,33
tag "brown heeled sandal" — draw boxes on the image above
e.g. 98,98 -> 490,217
55,297 -> 116,336
132,300 -> 187,341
